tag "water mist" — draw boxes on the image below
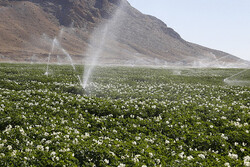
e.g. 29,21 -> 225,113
45,38 -> 56,76
82,0 -> 126,90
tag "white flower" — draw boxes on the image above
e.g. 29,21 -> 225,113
7,145 -> 12,150
37,145 -> 44,151
142,165 -> 147,167
179,152 -> 185,159
20,128 -> 26,135
110,151 -> 115,156
221,134 -> 228,140
135,154 -> 141,158
228,153 -> 238,160
51,151 -> 56,156
198,154 -> 205,159
244,156 -> 250,166
118,163 -> 125,167
104,159 -> 109,164
187,155 -> 194,160
165,140 -> 170,144
224,162 -> 230,167
132,157 -> 139,163
135,136 -> 141,140
210,125 -> 214,128
244,156 -> 250,162
45,146 -> 49,151
149,152 -> 153,158
156,159 -> 161,164
11,150 -> 17,157
244,162 -> 250,167
84,132 -> 90,138
25,148 -> 32,152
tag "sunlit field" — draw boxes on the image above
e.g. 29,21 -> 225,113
0,63 -> 249,166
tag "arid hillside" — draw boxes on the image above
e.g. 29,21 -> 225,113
0,0 -> 246,66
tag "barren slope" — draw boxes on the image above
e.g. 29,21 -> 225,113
0,0 -> 245,66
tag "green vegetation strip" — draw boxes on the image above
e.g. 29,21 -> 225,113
0,63 -> 249,166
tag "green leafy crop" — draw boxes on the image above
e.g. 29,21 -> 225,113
0,63 -> 249,166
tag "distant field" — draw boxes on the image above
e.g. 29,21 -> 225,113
0,63 -> 249,166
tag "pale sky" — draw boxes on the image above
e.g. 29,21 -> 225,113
127,0 -> 250,61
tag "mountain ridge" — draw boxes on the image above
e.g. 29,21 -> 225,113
0,0 -> 247,67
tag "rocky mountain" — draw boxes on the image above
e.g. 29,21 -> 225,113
0,0 -> 246,66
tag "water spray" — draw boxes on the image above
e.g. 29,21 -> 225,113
82,0 -> 126,90
224,69 -> 249,84
45,38 -> 56,76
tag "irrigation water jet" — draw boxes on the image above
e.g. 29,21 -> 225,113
82,25 -> 108,89
58,28 -> 64,41
30,54 -> 37,64
43,28 -> 83,87
53,39 -> 76,71
224,69 -> 250,85
82,0 -> 126,90
45,38 -> 56,76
